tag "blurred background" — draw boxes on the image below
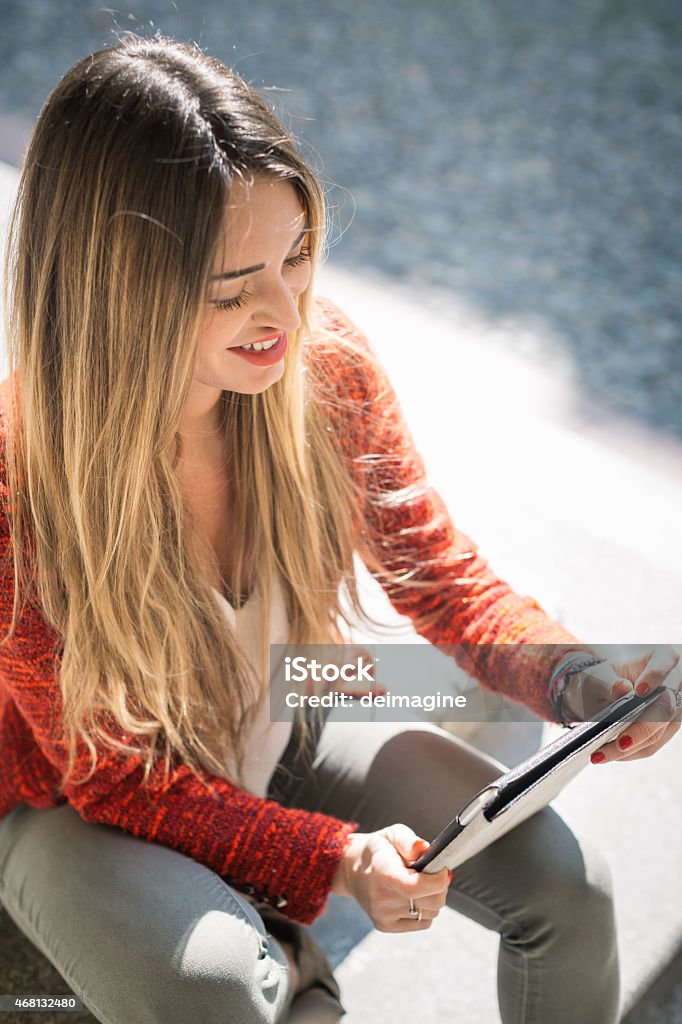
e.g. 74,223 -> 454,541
0,2 -> 681,1022
4,0 -> 682,647
1,0 -> 681,434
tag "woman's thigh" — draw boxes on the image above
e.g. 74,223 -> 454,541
285,719 -> 509,855
287,718 -> 616,927
286,720 -> 620,1023
0,802 -> 293,1024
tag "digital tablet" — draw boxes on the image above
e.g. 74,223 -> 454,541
408,686 -> 667,874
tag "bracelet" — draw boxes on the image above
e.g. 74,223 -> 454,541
549,653 -> 606,728
549,654 -> 596,717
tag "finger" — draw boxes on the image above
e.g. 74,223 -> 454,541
379,827 -> 452,904
379,826 -> 430,885
610,645 -> 680,685
399,873 -> 452,904
392,900 -> 443,927
398,902 -> 442,920
591,702 -> 680,763
373,886 -> 446,931
581,659 -> 675,741
577,666 -> 633,720
412,888 -> 447,909
611,679 -> 634,699
383,828 -> 450,895
562,659 -> 635,722
384,824 -> 429,864
395,909 -> 438,925
610,648 -> 655,683
614,720 -> 679,761
592,717 -> 666,761
397,888 -> 449,916
632,646 -> 680,696
610,708 -> 679,765
593,725 -> 664,762
388,872 -> 451,907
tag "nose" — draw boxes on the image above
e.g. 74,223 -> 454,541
251,277 -> 301,335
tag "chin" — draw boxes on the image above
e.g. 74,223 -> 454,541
231,364 -> 285,395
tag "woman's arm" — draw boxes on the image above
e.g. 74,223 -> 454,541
313,297 -> 593,723
0,506 -> 356,925
314,299 -> 682,757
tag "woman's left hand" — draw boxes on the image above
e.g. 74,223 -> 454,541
563,646 -> 682,763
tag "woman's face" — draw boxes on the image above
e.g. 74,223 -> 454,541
193,175 -> 313,399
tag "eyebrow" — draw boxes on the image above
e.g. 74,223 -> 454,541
209,227 -> 309,281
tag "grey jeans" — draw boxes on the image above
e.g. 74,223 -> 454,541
0,720 -> 620,1024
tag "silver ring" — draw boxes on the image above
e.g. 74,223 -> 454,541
675,689 -> 682,709
408,898 -> 421,921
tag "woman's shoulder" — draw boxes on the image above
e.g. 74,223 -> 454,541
310,295 -> 367,342
309,295 -> 370,355
306,296 -> 385,402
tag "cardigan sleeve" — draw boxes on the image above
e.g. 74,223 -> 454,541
0,490 -> 356,925
311,297 -> 593,723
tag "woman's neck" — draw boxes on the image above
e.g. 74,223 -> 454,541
177,436 -> 231,478
178,380 -> 224,442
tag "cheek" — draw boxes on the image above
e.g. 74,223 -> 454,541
289,263 -> 313,297
196,311 -> 241,355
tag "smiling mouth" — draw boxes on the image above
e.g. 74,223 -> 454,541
237,337 -> 280,352
227,331 -> 288,364
229,332 -> 281,352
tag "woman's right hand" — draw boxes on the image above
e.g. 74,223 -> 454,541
331,824 -> 452,932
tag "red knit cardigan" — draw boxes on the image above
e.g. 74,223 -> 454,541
0,297 -> 582,924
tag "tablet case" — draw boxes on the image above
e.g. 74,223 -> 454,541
409,686 -> 667,874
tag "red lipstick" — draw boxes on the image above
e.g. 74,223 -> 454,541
228,331 -> 288,366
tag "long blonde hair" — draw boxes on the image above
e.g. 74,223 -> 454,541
1,34 -> 422,793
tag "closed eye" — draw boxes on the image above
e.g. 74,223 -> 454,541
210,242 -> 311,313
284,246 -> 311,269
213,287 -> 252,312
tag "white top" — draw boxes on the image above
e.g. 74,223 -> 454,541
210,575 -> 292,797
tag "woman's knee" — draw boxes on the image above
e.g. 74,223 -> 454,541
0,804 -> 292,1024
82,872 -> 293,1024
139,921 -> 289,1024
483,806 -> 617,943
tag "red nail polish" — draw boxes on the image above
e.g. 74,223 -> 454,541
591,752 -> 607,764
618,734 -> 634,750
447,869 -> 454,884
635,682 -> 650,696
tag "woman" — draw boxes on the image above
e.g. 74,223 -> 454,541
0,34 -> 679,1024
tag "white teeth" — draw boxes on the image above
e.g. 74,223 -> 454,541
239,337 -> 277,352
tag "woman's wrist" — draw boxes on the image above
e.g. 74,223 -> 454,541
331,832 -> 360,899
549,650 -> 606,727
